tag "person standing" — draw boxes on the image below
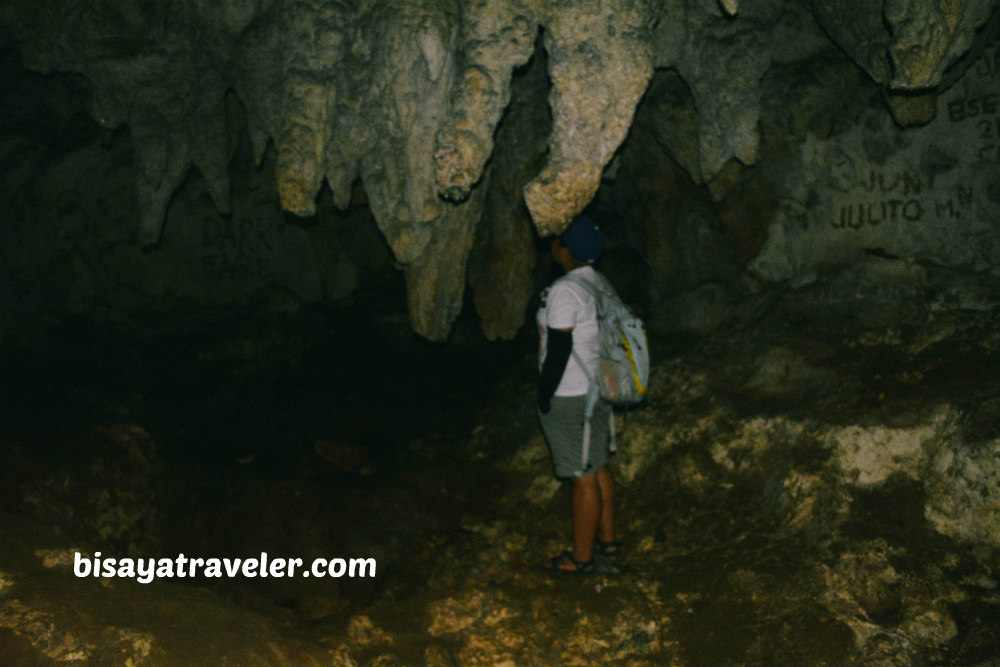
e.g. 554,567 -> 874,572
537,215 -> 621,574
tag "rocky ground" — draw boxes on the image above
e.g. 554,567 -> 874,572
3,292 -> 1000,666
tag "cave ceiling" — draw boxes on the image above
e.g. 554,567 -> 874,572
0,0 -> 996,340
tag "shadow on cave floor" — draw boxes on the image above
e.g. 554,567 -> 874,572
0,295 -> 538,621
3,298 -> 1000,665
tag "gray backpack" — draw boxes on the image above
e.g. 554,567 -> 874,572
565,274 -> 650,472
565,274 -> 650,411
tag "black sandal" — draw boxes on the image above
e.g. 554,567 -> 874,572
544,550 -> 594,574
543,550 -> 618,575
594,539 -> 624,557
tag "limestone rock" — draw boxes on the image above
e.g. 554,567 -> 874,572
1,0 -> 996,339
18,424 -> 162,556
631,70 -> 703,184
821,540 -> 963,662
669,8 -> 773,180
404,197 -> 482,341
523,0 -> 653,234
809,0 -> 996,89
467,46 -> 550,341
926,436 -> 1000,545
433,1 -> 539,202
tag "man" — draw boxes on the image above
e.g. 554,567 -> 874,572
537,215 -> 621,574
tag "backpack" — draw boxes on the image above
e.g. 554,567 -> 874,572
564,274 -> 650,412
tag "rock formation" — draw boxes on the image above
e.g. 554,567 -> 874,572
0,0 -> 997,339
4,294 -> 1000,665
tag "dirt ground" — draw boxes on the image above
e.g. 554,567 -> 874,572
3,298 -> 1000,666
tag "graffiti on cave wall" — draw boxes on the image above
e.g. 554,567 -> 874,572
954,46 -> 1000,164
829,171 -> 974,230
751,45 -> 1000,282
19,187 -> 122,246
201,215 -> 277,281
827,45 -> 998,233
946,52 -> 1000,163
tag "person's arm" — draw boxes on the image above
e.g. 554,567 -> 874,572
538,327 -> 572,414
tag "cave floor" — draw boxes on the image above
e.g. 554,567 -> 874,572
3,302 -> 1000,666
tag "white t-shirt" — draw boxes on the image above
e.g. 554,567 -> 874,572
537,266 -> 608,396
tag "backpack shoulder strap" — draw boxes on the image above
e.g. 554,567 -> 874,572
561,272 -> 595,295
562,272 -> 612,311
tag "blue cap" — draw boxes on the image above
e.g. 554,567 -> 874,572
561,216 -> 604,263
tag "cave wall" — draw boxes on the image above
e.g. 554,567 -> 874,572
752,50 -> 1000,282
0,70 -> 396,340
596,11 -> 999,333
0,0 -> 998,341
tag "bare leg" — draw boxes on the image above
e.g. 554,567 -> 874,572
570,473 -> 600,564
552,466 -> 618,571
596,465 -> 616,544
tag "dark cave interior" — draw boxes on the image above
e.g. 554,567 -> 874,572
2,5 -> 1000,665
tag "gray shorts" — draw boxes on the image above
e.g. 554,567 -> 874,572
539,395 -> 613,478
